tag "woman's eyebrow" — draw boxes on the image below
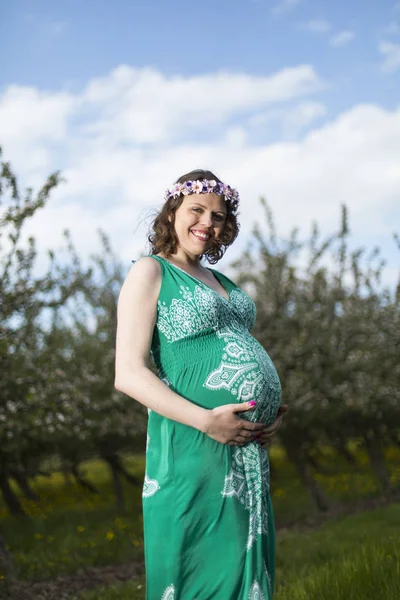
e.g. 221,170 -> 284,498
190,202 -> 227,215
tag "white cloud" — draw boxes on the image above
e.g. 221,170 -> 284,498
330,30 -> 355,47
379,41 -> 400,72
78,65 -> 323,148
0,86 -> 76,175
382,20 -> 400,35
271,0 -> 302,17
249,101 -> 327,138
1,65 -> 324,174
299,20 -> 332,34
1,66 -> 399,279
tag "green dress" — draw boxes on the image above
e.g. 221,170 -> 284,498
140,255 -> 282,600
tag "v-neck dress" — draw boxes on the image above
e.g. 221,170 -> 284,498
139,255 -> 282,600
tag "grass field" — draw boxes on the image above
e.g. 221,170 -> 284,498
0,445 -> 399,598
78,503 -> 400,600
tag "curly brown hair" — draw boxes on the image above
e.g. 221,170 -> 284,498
148,169 -> 240,264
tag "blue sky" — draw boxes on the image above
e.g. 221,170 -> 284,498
2,0 -> 399,105
1,0 -> 399,280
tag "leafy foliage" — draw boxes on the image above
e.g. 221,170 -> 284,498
231,199 -> 400,505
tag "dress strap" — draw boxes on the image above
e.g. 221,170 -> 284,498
131,255 -> 166,273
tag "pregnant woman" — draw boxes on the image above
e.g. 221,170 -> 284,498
115,170 -> 287,599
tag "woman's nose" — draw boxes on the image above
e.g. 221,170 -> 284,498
199,213 -> 213,227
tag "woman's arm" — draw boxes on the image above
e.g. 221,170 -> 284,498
114,257 -> 265,445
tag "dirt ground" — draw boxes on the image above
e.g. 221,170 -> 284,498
1,561 -> 144,600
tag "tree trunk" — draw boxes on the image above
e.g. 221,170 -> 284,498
71,465 -> 100,495
103,456 -> 125,511
306,453 -> 321,471
112,455 -> 141,486
62,469 -> 74,486
0,474 -> 26,517
363,431 -> 394,496
10,471 -> 40,501
332,433 -> 357,467
284,443 -> 330,512
334,437 -> 358,466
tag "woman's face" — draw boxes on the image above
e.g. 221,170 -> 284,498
172,193 -> 227,259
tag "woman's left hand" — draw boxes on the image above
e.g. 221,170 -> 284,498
256,404 -> 289,448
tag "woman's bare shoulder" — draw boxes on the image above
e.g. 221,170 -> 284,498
122,256 -> 162,293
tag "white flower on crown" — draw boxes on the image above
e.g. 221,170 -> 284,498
192,181 -> 203,193
163,179 -> 240,213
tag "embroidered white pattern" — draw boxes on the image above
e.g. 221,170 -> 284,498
222,446 -> 270,550
153,278 -> 280,551
203,323 -> 281,425
248,581 -> 265,600
202,315 -> 281,550
161,584 -> 175,599
158,285 -> 221,342
142,473 -> 160,498
230,289 -> 256,330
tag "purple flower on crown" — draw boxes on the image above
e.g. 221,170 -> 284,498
214,182 -> 223,195
181,183 -> 191,195
163,178 -> 240,214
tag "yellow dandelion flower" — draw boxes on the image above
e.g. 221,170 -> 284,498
77,526 -> 85,533
106,531 -> 115,541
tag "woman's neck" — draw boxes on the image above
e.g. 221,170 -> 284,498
164,250 -> 202,269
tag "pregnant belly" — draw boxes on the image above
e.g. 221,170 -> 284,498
172,329 -> 282,427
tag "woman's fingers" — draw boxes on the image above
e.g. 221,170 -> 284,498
277,404 -> 289,416
224,403 -> 289,446
263,416 -> 283,435
241,421 -> 265,432
240,430 -> 257,439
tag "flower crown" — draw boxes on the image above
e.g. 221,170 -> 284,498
164,179 -> 240,214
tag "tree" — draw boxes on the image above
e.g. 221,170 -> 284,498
0,148 -> 88,516
232,200 -> 400,509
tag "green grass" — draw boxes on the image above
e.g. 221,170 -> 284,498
79,576 -> 146,600
277,541 -> 400,600
275,503 -> 400,590
0,457 -> 146,580
78,503 -> 400,600
0,445 -> 399,592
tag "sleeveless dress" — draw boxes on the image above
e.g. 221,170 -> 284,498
139,255 -> 282,600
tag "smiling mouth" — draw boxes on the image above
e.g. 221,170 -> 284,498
191,230 -> 211,242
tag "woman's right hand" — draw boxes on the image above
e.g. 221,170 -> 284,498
202,402 -> 265,446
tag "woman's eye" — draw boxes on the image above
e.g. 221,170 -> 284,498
192,208 -> 202,213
